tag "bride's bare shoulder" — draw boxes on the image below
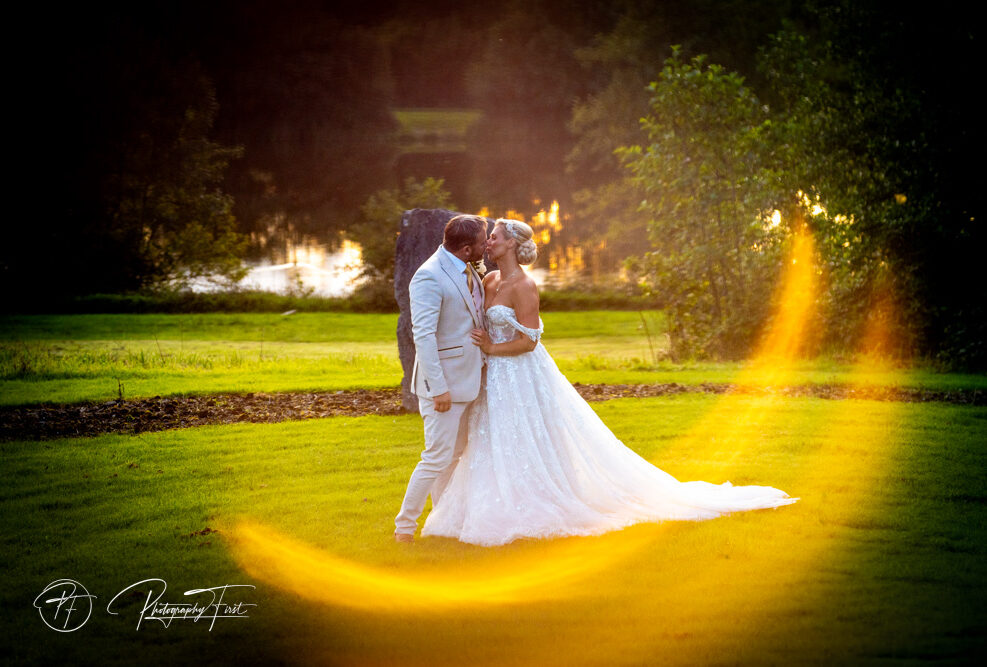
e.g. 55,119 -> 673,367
482,270 -> 499,287
515,274 -> 539,307
518,273 -> 538,296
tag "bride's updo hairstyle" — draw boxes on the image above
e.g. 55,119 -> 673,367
496,218 -> 538,265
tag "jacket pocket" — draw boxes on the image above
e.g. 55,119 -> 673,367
437,345 -> 464,360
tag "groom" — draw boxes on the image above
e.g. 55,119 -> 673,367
394,214 -> 488,543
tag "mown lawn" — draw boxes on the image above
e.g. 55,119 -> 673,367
2,312 -> 984,406
2,393 -> 985,665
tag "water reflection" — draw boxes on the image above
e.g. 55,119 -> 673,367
192,200 -> 614,297
192,238 -> 366,297
193,237 -> 570,297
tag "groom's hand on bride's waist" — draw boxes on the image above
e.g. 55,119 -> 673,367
433,392 -> 452,412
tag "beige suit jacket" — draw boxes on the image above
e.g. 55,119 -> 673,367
409,247 -> 485,401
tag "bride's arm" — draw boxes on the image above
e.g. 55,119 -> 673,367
512,278 -> 541,332
470,279 -> 540,356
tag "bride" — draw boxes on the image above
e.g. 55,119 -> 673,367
421,219 -> 796,546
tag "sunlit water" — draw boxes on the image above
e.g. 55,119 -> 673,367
190,239 -> 368,297
189,200 -> 604,297
189,239 -> 575,297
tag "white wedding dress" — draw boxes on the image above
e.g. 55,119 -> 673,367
421,305 -> 796,546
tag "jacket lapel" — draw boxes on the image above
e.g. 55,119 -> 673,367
438,248 -> 481,327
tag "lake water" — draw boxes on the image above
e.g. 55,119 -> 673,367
190,201 -> 613,297
188,237 -> 590,297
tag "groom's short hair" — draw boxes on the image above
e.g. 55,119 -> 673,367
443,214 -> 487,252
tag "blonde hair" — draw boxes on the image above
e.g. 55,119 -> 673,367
496,218 -> 538,264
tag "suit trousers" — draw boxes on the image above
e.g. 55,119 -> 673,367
394,396 -> 474,535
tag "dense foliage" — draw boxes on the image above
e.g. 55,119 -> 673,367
11,1 -> 980,366
621,50 -> 789,359
8,11 -> 247,303
576,3 -> 982,367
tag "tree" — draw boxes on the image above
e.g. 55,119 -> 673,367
566,18 -> 657,261
11,13 -> 248,299
211,10 -> 398,247
758,4 -> 984,366
582,1 -> 983,367
621,49 -> 790,359
349,177 -> 456,285
565,0 -> 794,265
465,7 -> 586,211
102,68 -> 247,289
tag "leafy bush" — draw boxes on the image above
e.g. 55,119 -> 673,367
621,49 -> 789,360
538,286 -> 659,312
3,284 -> 662,316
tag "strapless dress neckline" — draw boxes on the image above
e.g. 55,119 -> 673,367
485,303 -> 515,316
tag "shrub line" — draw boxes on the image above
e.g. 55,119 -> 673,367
1,383 -> 982,442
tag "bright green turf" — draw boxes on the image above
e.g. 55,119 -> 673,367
0,311 -> 663,342
0,313 -> 404,342
2,312 -> 985,406
1,394 -> 984,664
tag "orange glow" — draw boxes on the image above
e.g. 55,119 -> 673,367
531,200 -> 562,233
228,520 -> 664,613
657,226 -> 820,475
227,226 -> 826,623
750,227 -> 819,369
223,224 -> 914,665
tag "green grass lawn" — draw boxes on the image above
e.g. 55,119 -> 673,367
2,313 -> 984,406
0,311 -> 660,342
2,393 -> 985,665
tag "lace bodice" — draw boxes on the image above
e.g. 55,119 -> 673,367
485,304 -> 543,344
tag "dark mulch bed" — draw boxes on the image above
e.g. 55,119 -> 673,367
1,383 -> 983,442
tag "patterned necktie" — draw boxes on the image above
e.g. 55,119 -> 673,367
465,267 -> 481,313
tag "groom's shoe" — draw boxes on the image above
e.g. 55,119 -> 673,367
394,532 -> 414,544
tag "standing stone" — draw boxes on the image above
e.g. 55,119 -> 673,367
394,208 -> 496,412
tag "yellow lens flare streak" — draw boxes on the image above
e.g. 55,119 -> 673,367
227,227 -> 824,623
598,279 -> 907,666
749,227 -> 820,374
659,227 -> 819,474
551,229 -> 827,663
727,284 -> 906,662
224,227 -> 907,665
228,519 -> 664,612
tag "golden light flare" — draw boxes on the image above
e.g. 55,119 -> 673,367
651,227 -> 820,476
605,251 -> 908,665
228,225 -> 828,621
717,278 -> 906,662
223,221 -> 914,664
228,519 -> 665,613
749,227 -> 819,370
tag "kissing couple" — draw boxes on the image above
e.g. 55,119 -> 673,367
394,214 -> 795,546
